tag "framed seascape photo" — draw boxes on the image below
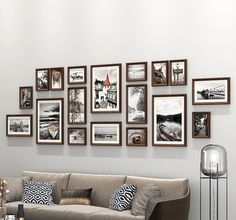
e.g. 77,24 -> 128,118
126,84 -> 147,124
91,122 -> 122,146
192,77 -> 230,105
36,98 -> 64,145
68,127 -> 87,145
68,66 -> 87,85
192,112 -> 211,138
19,86 -> 33,109
68,87 -> 86,124
152,61 -> 168,86
6,115 -> 33,137
126,62 -> 147,82
35,68 -> 49,91
126,127 -> 147,147
170,59 -> 187,86
50,67 -> 64,91
152,94 -> 187,147
91,64 -> 121,113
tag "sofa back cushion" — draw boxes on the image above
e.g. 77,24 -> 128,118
23,171 -> 70,204
68,173 -> 126,208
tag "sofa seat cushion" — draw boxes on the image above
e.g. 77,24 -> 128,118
6,202 -> 144,220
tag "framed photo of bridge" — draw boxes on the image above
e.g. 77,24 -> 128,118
192,77 -> 230,105
170,59 -> 187,86
152,94 -> 187,147
68,66 -> 87,85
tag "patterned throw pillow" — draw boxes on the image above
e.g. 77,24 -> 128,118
22,180 -> 55,205
109,184 -> 137,211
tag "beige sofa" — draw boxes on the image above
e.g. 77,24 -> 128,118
5,171 -> 190,220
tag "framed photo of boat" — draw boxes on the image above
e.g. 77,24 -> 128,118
152,94 -> 187,147
36,98 -> 64,145
126,127 -> 147,147
126,62 -> 147,82
35,68 -> 49,91
68,127 -> 87,145
192,112 -> 211,138
50,67 -> 64,91
126,84 -> 147,124
68,87 -> 87,124
68,66 -> 87,85
170,59 -> 187,86
152,61 -> 169,86
192,77 -> 230,105
19,86 -> 33,109
90,122 -> 122,146
91,64 -> 121,113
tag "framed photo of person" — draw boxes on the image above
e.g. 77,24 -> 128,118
19,86 -> 33,109
91,64 -> 121,113
68,127 -> 87,145
68,66 -> 87,85
152,61 -> 169,86
192,112 -> 211,138
126,62 -> 147,82
170,59 -> 187,86
50,67 -> 64,91
126,127 -> 147,147
35,68 -> 49,91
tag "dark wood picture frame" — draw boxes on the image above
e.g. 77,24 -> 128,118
152,60 -> 169,86
50,67 -> 64,91
152,94 -> 187,147
68,127 -> 87,146
126,62 -> 147,82
68,66 -> 87,85
19,86 -> 33,109
192,112 -> 211,138
170,59 -> 187,86
91,63 -> 122,113
126,84 -> 147,124
192,77 -> 231,105
126,127 -> 147,147
35,68 -> 49,91
90,122 -> 122,146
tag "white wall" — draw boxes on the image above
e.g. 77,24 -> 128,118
0,0 -> 235,219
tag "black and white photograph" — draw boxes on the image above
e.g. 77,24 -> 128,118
192,77 -> 230,105
152,94 -> 187,147
68,127 -> 87,145
126,127 -> 147,146
91,64 -> 121,113
192,112 -> 211,138
126,62 -> 147,82
170,59 -> 187,86
68,66 -> 87,85
50,67 -> 64,91
6,115 -> 32,137
152,61 -> 168,86
91,122 -> 121,146
19,86 -> 33,109
36,98 -> 64,145
35,68 -> 49,91
126,84 -> 147,124
68,87 -> 86,124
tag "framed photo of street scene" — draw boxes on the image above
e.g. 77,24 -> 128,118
35,68 -> 49,91
68,87 -> 86,124
126,84 -> 147,124
90,122 -> 122,146
192,77 -> 230,105
152,94 -> 187,147
68,127 -> 87,145
6,114 -> 33,137
50,67 -> 64,91
91,64 -> 121,113
36,98 -> 64,145
126,127 -> 147,147
192,112 -> 211,138
68,66 -> 87,85
19,86 -> 33,109
126,62 -> 147,82
170,59 -> 187,86
152,61 -> 169,86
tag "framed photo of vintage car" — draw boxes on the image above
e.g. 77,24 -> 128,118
152,94 -> 187,147
19,86 -> 33,109
170,59 -> 187,86
152,61 -> 169,86
126,62 -> 147,82
35,68 -> 49,91
50,67 -> 64,91
68,66 -> 87,85
68,127 -> 87,145
126,127 -> 147,146
192,112 -> 211,138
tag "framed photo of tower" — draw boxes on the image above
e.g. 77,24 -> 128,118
152,61 -> 169,86
170,59 -> 187,86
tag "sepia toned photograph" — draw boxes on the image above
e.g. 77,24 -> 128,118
91,122 -> 121,146
68,87 -> 86,124
170,59 -> 187,86
91,64 -> 121,113
126,84 -> 147,124
35,68 -> 49,91
6,115 -> 33,137
126,62 -> 147,82
50,67 -> 64,91
192,77 -> 230,105
192,112 -> 211,138
68,127 -> 87,145
126,127 -> 147,146
36,98 -> 64,145
19,86 -> 33,109
68,66 -> 87,85
152,94 -> 187,147
152,61 -> 168,86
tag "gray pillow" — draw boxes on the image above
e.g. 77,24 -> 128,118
131,184 -> 161,216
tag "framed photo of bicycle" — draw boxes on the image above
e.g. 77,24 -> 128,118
152,94 -> 187,147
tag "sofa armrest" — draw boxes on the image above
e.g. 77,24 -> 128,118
146,188 -> 190,220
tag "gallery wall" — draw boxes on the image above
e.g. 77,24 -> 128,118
0,0 -> 235,219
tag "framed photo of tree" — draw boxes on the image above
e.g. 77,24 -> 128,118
35,68 -> 49,91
